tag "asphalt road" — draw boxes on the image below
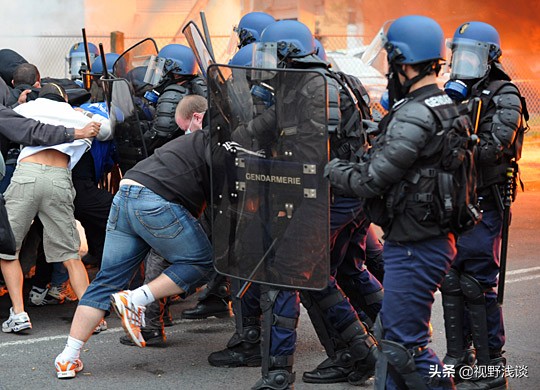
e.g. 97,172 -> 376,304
0,143 -> 539,390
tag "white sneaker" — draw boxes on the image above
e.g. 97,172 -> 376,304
55,354 -> 84,379
49,281 -> 78,302
28,286 -> 64,306
93,319 -> 108,334
111,291 -> 146,347
2,307 -> 32,333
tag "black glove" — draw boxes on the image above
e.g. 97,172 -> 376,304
324,158 -> 357,197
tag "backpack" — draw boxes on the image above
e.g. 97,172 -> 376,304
425,99 -> 482,235
363,93 -> 482,236
326,71 -> 371,161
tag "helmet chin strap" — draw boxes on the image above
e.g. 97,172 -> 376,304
403,62 -> 438,91
388,61 -> 439,105
388,62 -> 422,104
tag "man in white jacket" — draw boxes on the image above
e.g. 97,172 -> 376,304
0,83 -> 109,333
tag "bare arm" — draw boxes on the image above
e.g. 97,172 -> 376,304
0,104 -> 100,145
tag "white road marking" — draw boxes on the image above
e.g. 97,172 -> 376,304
0,327 -> 123,348
507,266 -> 540,275
0,318 -> 228,349
506,274 -> 540,283
0,267 -> 538,349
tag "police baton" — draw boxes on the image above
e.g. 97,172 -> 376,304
97,43 -> 113,113
497,167 -> 514,305
81,28 -> 93,91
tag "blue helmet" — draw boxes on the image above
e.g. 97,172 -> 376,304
68,41 -> 99,79
452,21 -> 501,61
236,12 -> 276,47
444,21 -> 502,100
260,20 -> 316,59
157,44 -> 198,76
229,43 -> 255,66
385,15 -> 444,64
91,53 -> 121,75
314,39 -> 327,61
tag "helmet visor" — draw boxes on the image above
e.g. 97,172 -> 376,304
449,38 -> 490,79
361,26 -> 389,76
252,42 -> 278,80
253,42 -> 277,68
69,56 -> 86,79
226,28 -> 240,61
143,55 -> 166,86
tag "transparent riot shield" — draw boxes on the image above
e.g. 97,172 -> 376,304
102,77 -> 147,173
113,38 -> 159,81
182,21 -> 215,78
208,64 -> 330,290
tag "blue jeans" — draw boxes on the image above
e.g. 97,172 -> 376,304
80,185 -> 213,312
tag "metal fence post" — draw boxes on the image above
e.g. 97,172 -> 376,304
110,31 -> 124,54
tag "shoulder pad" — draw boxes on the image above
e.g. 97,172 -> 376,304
497,83 -> 521,96
481,80 -> 519,99
163,83 -> 189,95
392,100 -> 437,131
190,76 -> 207,96
493,91 -> 522,111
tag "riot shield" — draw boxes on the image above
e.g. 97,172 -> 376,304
114,38 -> 158,79
101,77 -> 147,173
209,64 -> 330,290
182,21 -> 215,78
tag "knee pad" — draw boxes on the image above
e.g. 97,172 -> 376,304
378,340 -> 430,390
460,273 -> 487,304
440,268 -> 461,295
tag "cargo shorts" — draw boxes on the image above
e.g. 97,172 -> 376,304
0,162 -> 80,262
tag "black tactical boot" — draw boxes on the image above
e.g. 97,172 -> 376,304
208,322 -> 262,367
251,369 -> 295,390
347,354 -> 377,386
340,322 -> 378,386
302,349 -> 353,383
457,357 -> 508,390
181,295 -> 232,319
444,348 -> 476,383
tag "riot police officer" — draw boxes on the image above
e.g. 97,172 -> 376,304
298,37 -> 383,387
326,15 -> 462,389
66,42 -> 99,83
441,21 -> 525,390
141,44 -> 206,154
208,20 -> 378,389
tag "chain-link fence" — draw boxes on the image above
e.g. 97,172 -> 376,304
10,35 -> 232,80
14,33 -> 540,135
